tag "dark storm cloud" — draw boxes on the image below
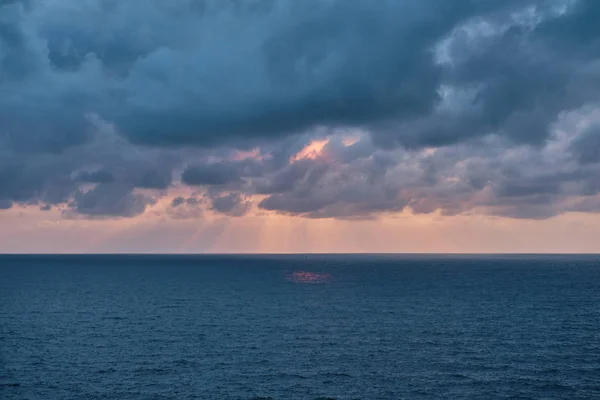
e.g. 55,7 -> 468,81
4,0 -> 588,151
2,0 -> 600,220
43,0 -> 453,147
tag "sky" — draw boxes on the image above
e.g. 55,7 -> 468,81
2,0 -> 600,253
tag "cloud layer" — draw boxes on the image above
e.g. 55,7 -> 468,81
2,0 -> 600,220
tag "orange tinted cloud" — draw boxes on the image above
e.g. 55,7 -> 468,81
290,139 -> 330,163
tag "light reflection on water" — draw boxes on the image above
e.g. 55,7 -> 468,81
287,271 -> 330,284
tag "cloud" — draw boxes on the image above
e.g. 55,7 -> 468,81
166,196 -> 204,219
181,162 -> 244,186
6,0 -> 594,151
569,124 -> 600,164
239,108 -> 600,220
2,0 -> 600,222
210,192 -> 252,217
0,199 -> 13,210
77,169 -> 115,184
0,113 -> 182,216
171,196 -> 186,208
67,183 -> 155,218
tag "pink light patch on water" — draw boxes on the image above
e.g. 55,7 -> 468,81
287,271 -> 330,284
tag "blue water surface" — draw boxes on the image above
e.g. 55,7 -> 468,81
1,254 -> 600,399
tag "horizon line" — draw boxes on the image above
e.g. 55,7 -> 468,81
2,252 -> 600,256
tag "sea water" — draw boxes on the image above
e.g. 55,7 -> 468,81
1,254 -> 600,399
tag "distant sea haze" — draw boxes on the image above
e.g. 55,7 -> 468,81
2,255 -> 600,399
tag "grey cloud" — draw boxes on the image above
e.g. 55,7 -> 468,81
259,194 -> 334,215
245,112 -> 600,220
171,196 -> 185,207
181,162 -> 243,186
371,1 -> 600,148
253,149 -> 409,218
210,192 -> 252,217
135,169 -> 172,190
323,136 -> 377,163
166,196 -> 204,220
185,197 -> 201,206
0,121 -> 182,216
77,169 -> 115,184
0,152 -> 76,205
569,124 -> 600,164
171,195 -> 203,208
0,199 -> 13,210
568,197 -> 600,214
493,181 -> 562,199
83,156 -> 177,191
68,183 -> 155,218
253,158 -> 328,195
487,204 -> 561,220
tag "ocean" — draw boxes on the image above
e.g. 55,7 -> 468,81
1,254 -> 600,399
